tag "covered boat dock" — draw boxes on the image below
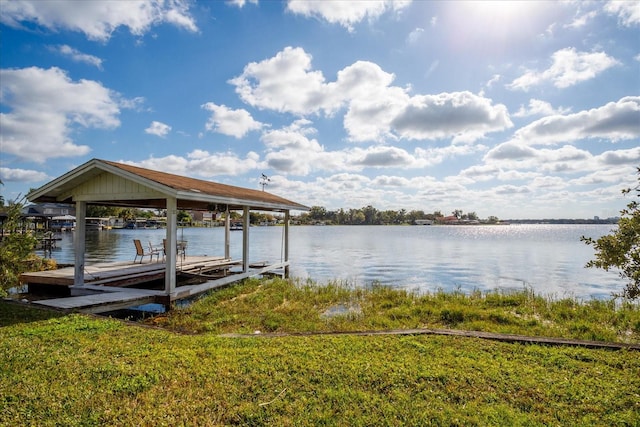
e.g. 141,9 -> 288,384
22,159 -> 308,313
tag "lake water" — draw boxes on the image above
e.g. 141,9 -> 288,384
40,224 -> 623,300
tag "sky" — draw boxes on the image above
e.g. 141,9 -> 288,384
0,0 -> 639,219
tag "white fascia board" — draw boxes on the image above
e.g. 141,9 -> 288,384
175,191 -> 303,211
27,159 -> 101,202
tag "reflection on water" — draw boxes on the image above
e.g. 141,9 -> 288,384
40,224 -> 622,299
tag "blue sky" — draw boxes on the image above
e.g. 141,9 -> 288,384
1,0 -> 638,219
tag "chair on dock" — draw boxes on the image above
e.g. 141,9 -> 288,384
133,239 -> 160,263
149,240 -> 164,261
163,239 -> 186,260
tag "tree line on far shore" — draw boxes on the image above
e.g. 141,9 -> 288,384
82,204 -> 492,226
296,206 -> 495,225
82,204 -> 618,227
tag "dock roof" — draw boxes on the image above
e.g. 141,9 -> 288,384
28,158 -> 309,212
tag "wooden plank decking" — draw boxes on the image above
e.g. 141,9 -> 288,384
33,288 -> 160,314
20,256 -> 234,288
22,256 -> 282,314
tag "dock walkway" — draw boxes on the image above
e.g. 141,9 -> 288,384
34,288 -> 160,314
21,256 -> 235,288
21,256 -> 250,314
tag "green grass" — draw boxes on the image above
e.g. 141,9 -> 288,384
1,279 -> 639,426
153,278 -> 640,344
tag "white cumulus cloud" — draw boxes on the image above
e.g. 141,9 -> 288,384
286,0 -> 411,32
510,96 -> 640,145
0,0 -> 198,41
229,46 -> 336,115
508,48 -> 620,91
605,0 -> 640,27
485,141 -> 639,189
122,150 -> 262,178
227,0 -> 258,8
145,121 -> 172,137
565,10 -> 598,29
51,45 -> 103,69
231,46 -> 512,144
261,120 -> 346,175
0,66 -> 122,163
0,167 -> 50,182
513,99 -> 571,117
258,119 -> 451,176
389,91 -> 512,143
202,103 -> 263,138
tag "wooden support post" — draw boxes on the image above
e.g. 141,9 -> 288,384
284,210 -> 290,278
242,206 -> 249,273
165,196 -> 177,296
224,206 -> 230,259
156,295 -> 171,313
73,200 -> 87,287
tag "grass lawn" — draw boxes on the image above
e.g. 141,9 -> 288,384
1,278 -> 639,426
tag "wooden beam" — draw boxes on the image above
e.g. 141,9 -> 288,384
165,196 -> 177,295
284,210 -> 290,277
73,191 -> 165,201
242,206 -> 249,273
74,201 -> 86,287
225,205 -> 230,259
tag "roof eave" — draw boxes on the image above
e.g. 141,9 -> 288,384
28,159 -> 179,204
27,158 -> 309,212
176,191 -> 308,211
27,158 -> 100,203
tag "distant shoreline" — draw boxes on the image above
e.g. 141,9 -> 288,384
301,219 -> 619,226
502,218 -> 618,225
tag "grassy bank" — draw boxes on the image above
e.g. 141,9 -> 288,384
153,278 -> 640,344
1,279 -> 639,426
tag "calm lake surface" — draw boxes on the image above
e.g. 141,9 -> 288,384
41,224 -> 622,300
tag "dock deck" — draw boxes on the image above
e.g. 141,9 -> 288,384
20,256 -> 285,314
33,288 -> 161,314
21,256 -> 236,288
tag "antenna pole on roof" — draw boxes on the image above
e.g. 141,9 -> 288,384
260,173 -> 271,191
